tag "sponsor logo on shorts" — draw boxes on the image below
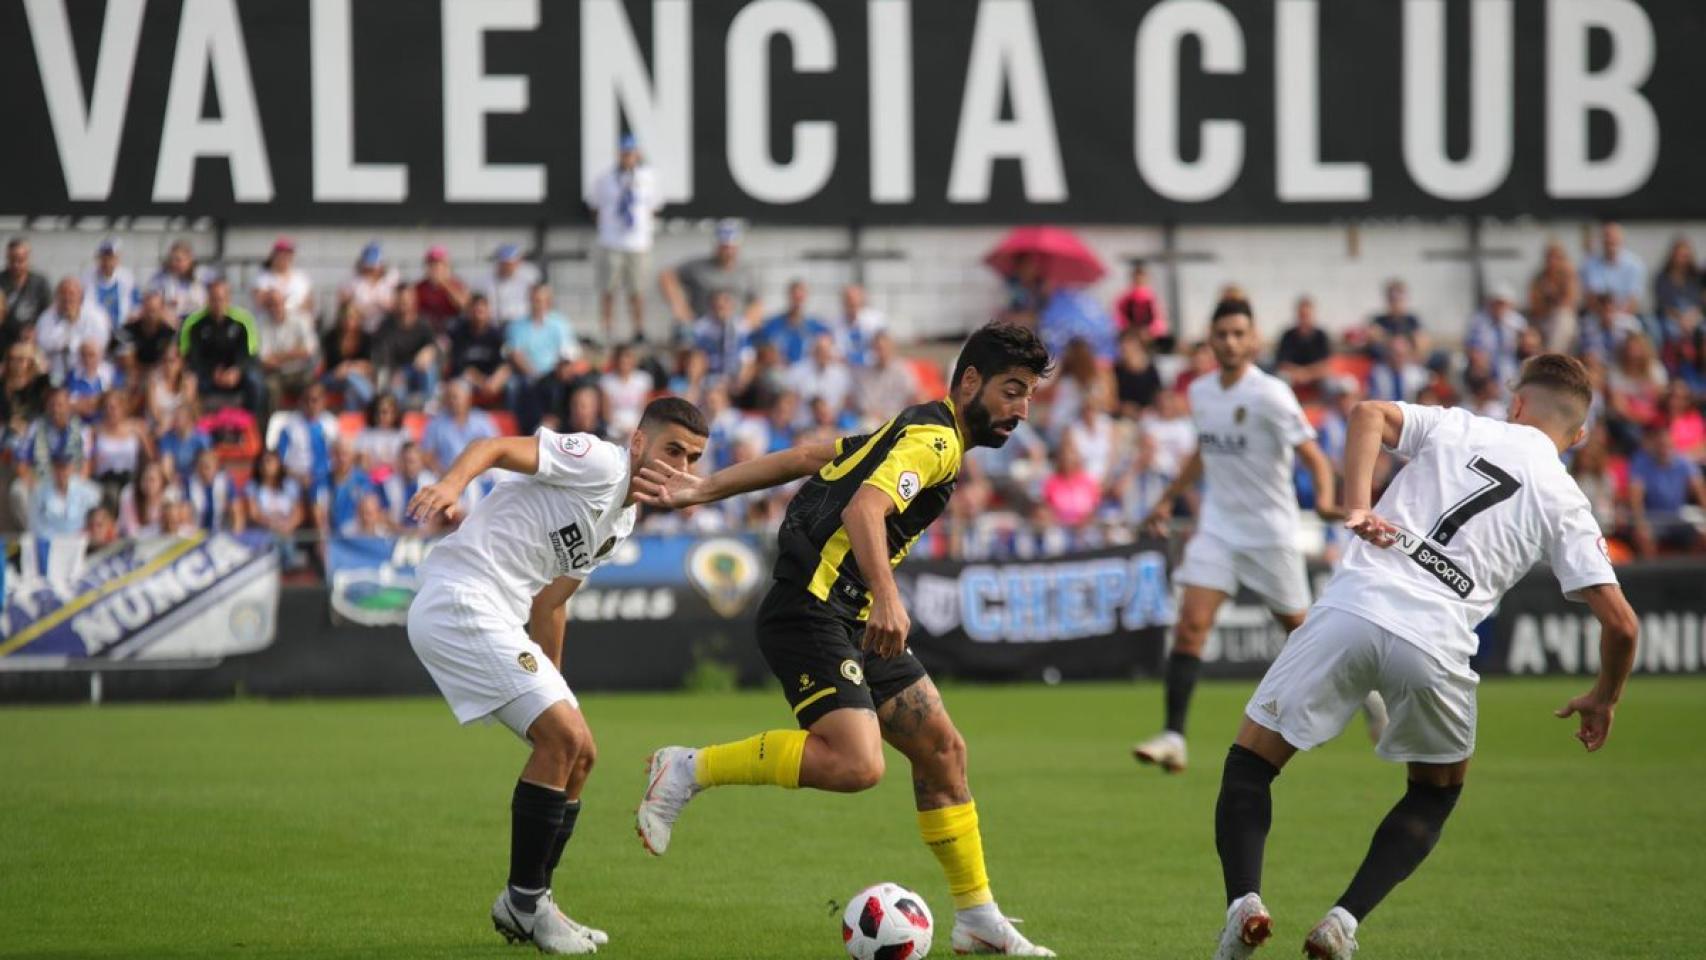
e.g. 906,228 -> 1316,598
1390,526 -> 1476,597
557,434 -> 590,457
896,470 -> 921,502
840,659 -> 864,685
518,651 -> 539,674
798,673 -> 815,692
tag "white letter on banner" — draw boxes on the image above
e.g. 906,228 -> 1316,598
311,0 -> 407,201
442,0 -> 544,202
581,0 -> 692,202
1275,0 -> 1368,202
1402,0 -> 1513,200
726,0 -> 838,204
1134,0 -> 1245,202
24,0 -> 145,201
153,0 -> 273,202
947,0 -> 1066,203
868,0 -> 913,203
1545,0 -> 1657,198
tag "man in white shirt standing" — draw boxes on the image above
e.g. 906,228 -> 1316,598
405,397 -> 709,955
479,243 -> 541,326
35,276 -> 111,383
1209,354 -> 1639,960
1136,299 -> 1349,773
585,134 -> 663,345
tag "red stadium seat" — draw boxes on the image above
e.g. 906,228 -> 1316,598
909,358 -> 946,402
489,410 -> 519,436
1327,353 -> 1373,385
403,412 -> 428,442
337,412 -> 366,438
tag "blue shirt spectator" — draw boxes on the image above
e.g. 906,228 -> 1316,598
275,384 -> 339,489
422,381 -> 497,472
505,288 -> 580,379
157,422 -> 210,479
82,239 -> 139,326
313,442 -> 373,534
1464,288 -> 1528,385
1579,222 -> 1647,312
29,458 -> 102,537
759,281 -> 831,365
1629,447 -> 1697,515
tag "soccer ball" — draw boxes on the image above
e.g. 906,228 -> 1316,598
842,882 -> 934,960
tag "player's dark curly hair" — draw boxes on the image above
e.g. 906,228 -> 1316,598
952,323 -> 1054,392
639,396 -> 710,437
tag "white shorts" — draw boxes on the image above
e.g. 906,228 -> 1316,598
1174,530 -> 1311,615
1246,607 -> 1478,764
407,576 -> 576,741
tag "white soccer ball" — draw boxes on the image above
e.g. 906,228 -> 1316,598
842,882 -> 934,960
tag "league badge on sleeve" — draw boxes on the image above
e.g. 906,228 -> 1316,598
557,434 -> 590,457
897,470 -> 920,502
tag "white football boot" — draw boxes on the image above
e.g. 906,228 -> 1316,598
547,894 -> 609,947
491,890 -> 598,954
1361,692 -> 1390,744
1303,907 -> 1359,960
635,747 -> 700,856
1132,730 -> 1188,773
950,905 -> 1056,956
1212,893 -> 1273,960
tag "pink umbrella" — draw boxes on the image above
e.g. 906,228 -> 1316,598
984,226 -> 1106,287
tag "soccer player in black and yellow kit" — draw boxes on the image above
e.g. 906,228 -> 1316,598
634,324 -> 1055,956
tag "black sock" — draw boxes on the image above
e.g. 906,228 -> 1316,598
508,780 -> 568,911
1335,780 -> 1462,921
544,799 -> 582,879
1215,744 -> 1280,904
1163,651 -> 1202,735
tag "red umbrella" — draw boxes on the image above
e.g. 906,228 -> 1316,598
984,226 -> 1106,287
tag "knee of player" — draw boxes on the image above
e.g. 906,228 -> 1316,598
572,737 -> 598,775
843,749 -> 886,792
930,728 -> 968,772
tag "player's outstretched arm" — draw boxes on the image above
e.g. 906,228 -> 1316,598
632,441 -> 837,510
1555,584 -> 1639,752
407,436 -> 541,523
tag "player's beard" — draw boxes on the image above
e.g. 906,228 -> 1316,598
964,393 -> 1020,448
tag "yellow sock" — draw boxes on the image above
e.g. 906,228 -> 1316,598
917,801 -> 993,909
693,730 -> 808,789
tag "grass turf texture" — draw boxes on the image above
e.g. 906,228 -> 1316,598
2,677 -> 1702,959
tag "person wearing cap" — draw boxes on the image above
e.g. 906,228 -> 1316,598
145,240 -> 209,320
180,276 -> 265,416
339,241 -> 400,334
414,245 -> 470,331
1465,283 -> 1529,386
1274,294 -> 1333,392
586,133 -> 664,343
2,238 -> 53,351
28,445 -> 103,539
661,219 -> 760,338
82,238 -> 139,328
476,243 -> 540,326
253,237 -> 315,330
35,276 -> 112,383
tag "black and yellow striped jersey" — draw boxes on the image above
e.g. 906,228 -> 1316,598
773,399 -> 964,620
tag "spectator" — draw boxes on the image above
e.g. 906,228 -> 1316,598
1464,284 -> 1528,385
1367,278 -> 1428,356
1112,430 -> 1172,525
1112,260 -> 1172,351
758,280 -> 831,365
1113,331 -> 1162,417
1141,388 -> 1196,480
36,276 -> 111,382
505,284 -> 580,429
161,495 -> 198,538
732,339 -> 787,412
313,438 -> 373,536
599,343 -> 653,439
85,503 -> 120,550
1062,383 -> 1115,484
146,347 -> 198,430
421,380 -> 496,472
343,491 -> 394,537
145,240 -> 210,320
320,301 -> 376,411
275,382 -> 338,490
117,460 -> 170,538
1366,333 -> 1429,402
586,134 -> 664,343
1653,236 -> 1703,343
1174,339 -> 1217,394
1314,376 -> 1362,470
760,391 -> 800,453
1040,437 -> 1100,528
856,331 -> 919,420
381,442 -> 437,530
1607,333 -> 1668,436
1580,221 -> 1646,316
26,386 -> 87,476
246,449 -> 305,565
667,347 -> 714,407
255,280 -> 320,411
1663,381 -> 1705,462
251,237 -> 314,330
373,284 -> 439,407
835,284 -> 886,367
661,219 -> 760,332
1275,295 -> 1332,390
2,237 -> 53,348
353,393 -> 408,472
685,289 -> 749,379
156,404 -> 210,481
89,391 -> 151,497
180,277 -> 264,415
1627,424 -> 1706,557
1047,338 -> 1106,437
120,292 -> 180,368
556,381 -> 607,438
81,238 -> 138,328
476,243 -> 540,326
337,241 -> 399,333
413,245 -> 469,332
787,333 -> 854,420
1569,428 -> 1619,533
66,339 -> 121,420
1659,295 -> 1705,391
1039,288 -> 1117,364
0,341 -> 51,437
447,294 -> 509,404
29,450 -> 101,538
1575,292 -> 1642,363
1527,240 -> 1583,351
185,447 -> 242,532
998,253 -> 1048,326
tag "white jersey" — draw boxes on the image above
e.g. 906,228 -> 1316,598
419,430 -> 636,627
1187,367 -> 1316,547
1317,403 -> 1618,671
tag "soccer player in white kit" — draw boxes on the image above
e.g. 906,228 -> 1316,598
405,398 -> 708,955
1135,299 -> 1350,773
1210,355 -> 1640,960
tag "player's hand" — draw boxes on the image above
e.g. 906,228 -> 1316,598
1554,692 -> 1616,752
1140,500 -> 1174,539
1344,509 -> 1398,548
631,461 -> 708,510
861,593 -> 911,659
407,479 -> 464,524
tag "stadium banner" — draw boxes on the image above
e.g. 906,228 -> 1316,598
1486,561 -> 1706,677
897,540 -> 1174,681
327,534 -> 427,627
0,532 -> 280,669
1,0 -> 1699,224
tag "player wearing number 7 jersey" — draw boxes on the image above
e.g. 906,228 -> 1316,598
1209,354 -> 1640,960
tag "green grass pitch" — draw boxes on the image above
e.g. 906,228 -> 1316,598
3,677 -> 1703,959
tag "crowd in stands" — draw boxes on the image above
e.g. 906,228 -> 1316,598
1,217 -> 1702,583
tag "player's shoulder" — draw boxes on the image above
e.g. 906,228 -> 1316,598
543,430 -> 626,477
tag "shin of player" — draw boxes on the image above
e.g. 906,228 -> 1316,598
1211,357 -> 1639,960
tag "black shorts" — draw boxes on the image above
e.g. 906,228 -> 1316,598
756,580 -> 929,729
